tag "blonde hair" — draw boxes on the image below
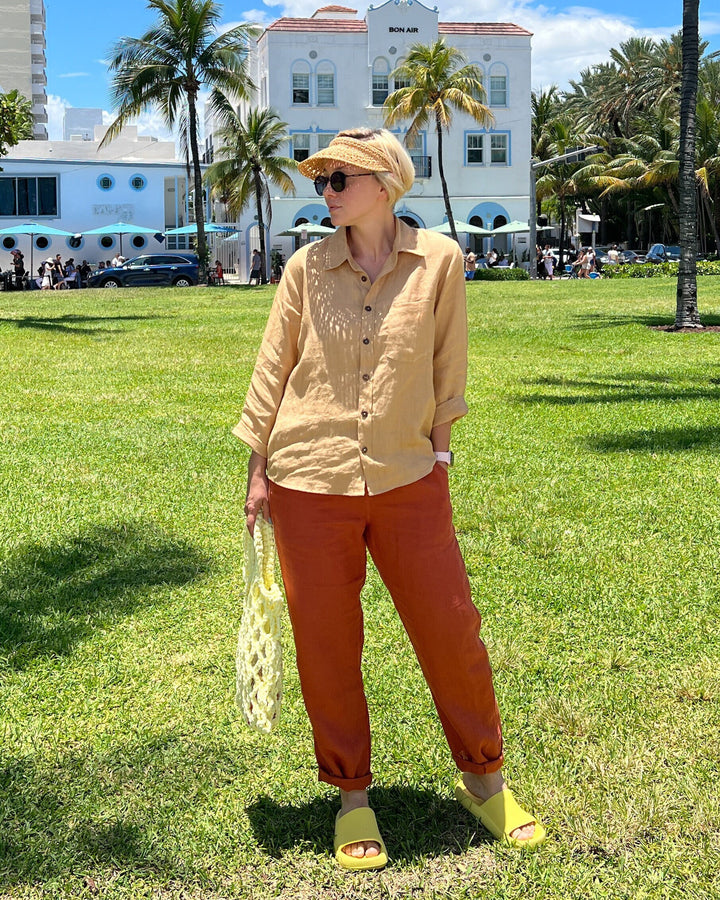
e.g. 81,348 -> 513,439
335,128 -> 415,206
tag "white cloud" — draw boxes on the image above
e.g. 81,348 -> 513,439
58,72 -> 90,79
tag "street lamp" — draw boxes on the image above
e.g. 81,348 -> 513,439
529,145 -> 601,279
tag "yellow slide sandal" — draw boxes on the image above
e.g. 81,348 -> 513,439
334,807 -> 389,871
455,781 -> 546,849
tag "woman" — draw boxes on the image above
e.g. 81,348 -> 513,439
248,249 -> 262,285
542,245 -> 555,280
464,250 -> 477,280
235,128 -> 544,870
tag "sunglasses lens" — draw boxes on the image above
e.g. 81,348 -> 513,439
314,177 -> 328,196
330,172 -> 346,192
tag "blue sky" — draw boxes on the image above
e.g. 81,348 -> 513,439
44,0 -> 720,138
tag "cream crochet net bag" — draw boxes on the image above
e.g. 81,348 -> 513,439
235,513 -> 283,733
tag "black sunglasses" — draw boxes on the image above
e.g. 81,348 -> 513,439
313,171 -> 378,196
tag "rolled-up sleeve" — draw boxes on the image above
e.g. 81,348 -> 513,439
232,260 -> 304,455
432,244 -> 469,427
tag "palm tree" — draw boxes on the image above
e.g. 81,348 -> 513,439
205,106 -> 297,284
675,0 -> 701,327
101,0 -> 258,283
384,39 -> 492,245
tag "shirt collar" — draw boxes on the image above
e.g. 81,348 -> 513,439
322,217 -> 425,270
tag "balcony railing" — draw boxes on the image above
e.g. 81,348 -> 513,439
411,155 -> 432,179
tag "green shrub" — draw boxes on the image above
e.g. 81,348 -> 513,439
604,260 -> 720,278
473,266 -> 530,281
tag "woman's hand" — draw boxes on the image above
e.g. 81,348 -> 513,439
245,451 -> 271,535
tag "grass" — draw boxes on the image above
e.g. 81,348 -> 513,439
1,278 -> 719,899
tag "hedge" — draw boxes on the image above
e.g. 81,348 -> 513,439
603,260 -> 720,278
472,267 -> 530,281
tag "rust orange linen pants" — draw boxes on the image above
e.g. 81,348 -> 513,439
268,464 -> 504,791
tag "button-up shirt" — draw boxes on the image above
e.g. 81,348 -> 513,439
233,218 -> 468,496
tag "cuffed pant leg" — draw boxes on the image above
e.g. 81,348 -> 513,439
268,482 -> 373,791
365,466 -> 504,774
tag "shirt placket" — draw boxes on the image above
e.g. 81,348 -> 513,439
357,272 -> 375,470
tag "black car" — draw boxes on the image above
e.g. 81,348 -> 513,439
87,253 -> 199,288
645,244 -> 681,264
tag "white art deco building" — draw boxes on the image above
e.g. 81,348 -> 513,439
0,0 -> 48,139
208,0 -> 533,273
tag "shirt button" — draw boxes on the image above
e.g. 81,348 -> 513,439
365,305 -> 372,311
361,276 -> 367,282
362,373 -> 370,381
361,446 -> 368,454
362,338 -> 369,345
361,410 -> 368,418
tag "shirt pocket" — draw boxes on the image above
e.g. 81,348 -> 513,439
381,299 -> 431,362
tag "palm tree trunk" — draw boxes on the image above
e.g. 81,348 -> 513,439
254,168 -> 267,285
675,0 -> 701,327
187,90 -> 208,285
436,111 -> 458,245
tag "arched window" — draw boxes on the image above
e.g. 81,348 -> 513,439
488,64 -> 508,106
372,58 -> 390,107
315,60 -> 335,106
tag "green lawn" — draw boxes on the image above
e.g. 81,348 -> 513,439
1,279 -> 719,899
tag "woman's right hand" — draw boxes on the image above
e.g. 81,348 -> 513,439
245,451 -> 271,536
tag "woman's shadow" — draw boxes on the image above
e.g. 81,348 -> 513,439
247,784 -> 493,862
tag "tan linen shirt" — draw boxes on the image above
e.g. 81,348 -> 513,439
233,218 -> 468,496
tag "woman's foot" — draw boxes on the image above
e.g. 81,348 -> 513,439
338,789 -> 381,859
461,771 -> 536,842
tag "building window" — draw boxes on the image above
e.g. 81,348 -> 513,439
67,235 -> 84,250
97,174 -> 115,191
0,176 -> 58,216
317,133 -> 335,151
317,72 -> 335,106
2,236 -> 16,250
491,134 -> 508,164
372,74 -> 389,106
292,133 -> 310,162
490,74 -> 507,106
99,235 -> 115,250
466,133 -> 484,164
131,235 -> 147,249
292,72 -> 310,104
129,174 -> 147,191
35,236 -> 50,250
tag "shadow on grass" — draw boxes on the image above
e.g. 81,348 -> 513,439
0,735 -> 245,888
571,312 -> 720,330
516,371 -> 720,406
247,784 -> 492,862
0,522 -> 211,670
0,313 -> 165,335
586,426 -> 720,453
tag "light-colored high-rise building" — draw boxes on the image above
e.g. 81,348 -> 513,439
0,0 -> 48,139
63,108 -> 104,141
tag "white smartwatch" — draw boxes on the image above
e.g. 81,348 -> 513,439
434,451 -> 454,466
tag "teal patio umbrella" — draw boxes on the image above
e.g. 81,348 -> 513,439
82,221 -> 161,257
165,223 -> 236,235
277,224 -> 335,237
0,221 -> 75,275
428,219 -> 493,236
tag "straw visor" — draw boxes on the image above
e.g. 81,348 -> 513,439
297,135 -> 392,180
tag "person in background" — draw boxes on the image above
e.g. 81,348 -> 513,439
542,244 -> 555,280
214,259 -> 225,285
248,249 -> 262,285
237,127 -> 545,872
464,250 -> 477,280
79,261 -> 92,286
11,249 -> 25,289
606,244 -> 620,265
41,259 -> 54,290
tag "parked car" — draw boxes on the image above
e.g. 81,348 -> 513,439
597,249 -> 645,265
645,243 -> 681,263
87,253 -> 199,288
